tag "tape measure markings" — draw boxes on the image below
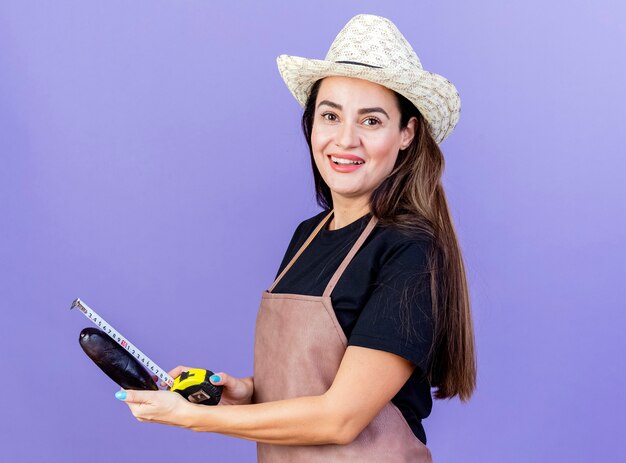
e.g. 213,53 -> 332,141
71,298 -> 174,388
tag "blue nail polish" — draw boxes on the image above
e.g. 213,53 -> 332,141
210,374 -> 221,383
115,390 -> 127,400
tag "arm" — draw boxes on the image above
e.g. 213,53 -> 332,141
121,345 -> 414,445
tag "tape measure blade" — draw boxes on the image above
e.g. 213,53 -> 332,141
71,298 -> 175,387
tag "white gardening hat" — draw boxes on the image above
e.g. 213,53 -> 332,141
276,14 -> 461,144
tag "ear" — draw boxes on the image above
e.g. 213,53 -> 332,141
400,116 -> 418,150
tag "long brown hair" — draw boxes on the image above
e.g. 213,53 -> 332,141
301,78 -> 476,401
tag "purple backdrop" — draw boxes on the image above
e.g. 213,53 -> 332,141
1,1 -> 624,461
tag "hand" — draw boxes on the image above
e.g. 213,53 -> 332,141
166,365 -> 254,406
205,371 -> 254,406
116,389 -> 194,428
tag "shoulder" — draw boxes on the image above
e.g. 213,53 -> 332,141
280,209 -> 331,260
369,222 -> 435,272
292,209 -> 332,237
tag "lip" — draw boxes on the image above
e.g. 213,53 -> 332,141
327,153 -> 366,173
328,153 -> 365,162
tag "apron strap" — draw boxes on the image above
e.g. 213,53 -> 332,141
267,210 -> 334,293
323,214 -> 378,297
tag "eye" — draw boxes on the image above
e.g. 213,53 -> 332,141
363,117 -> 381,126
321,112 -> 338,122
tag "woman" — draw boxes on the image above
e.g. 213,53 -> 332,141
117,14 -> 476,462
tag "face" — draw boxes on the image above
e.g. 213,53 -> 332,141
311,76 -> 416,207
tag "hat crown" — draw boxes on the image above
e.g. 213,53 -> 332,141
324,14 -> 423,72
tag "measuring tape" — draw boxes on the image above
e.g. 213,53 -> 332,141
71,298 -> 222,405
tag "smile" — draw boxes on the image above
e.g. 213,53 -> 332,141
330,155 -> 365,165
327,155 -> 365,173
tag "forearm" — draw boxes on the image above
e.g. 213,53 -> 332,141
123,348 -> 411,445
185,393 -> 348,445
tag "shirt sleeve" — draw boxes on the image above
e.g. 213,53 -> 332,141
347,237 -> 434,373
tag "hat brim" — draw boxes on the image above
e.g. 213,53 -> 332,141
277,54 -> 460,144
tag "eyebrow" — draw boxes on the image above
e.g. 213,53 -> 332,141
317,100 -> 390,120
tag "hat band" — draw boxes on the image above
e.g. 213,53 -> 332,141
335,60 -> 383,69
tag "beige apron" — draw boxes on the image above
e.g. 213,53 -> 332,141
252,210 -> 433,462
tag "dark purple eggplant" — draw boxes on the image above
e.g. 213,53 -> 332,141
79,327 -> 158,391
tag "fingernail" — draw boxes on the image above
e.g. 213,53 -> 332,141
210,374 -> 221,383
115,390 -> 127,400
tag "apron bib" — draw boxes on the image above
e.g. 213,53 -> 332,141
252,210 -> 433,462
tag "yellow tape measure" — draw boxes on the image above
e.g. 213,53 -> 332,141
171,368 -> 222,405
71,298 -> 222,406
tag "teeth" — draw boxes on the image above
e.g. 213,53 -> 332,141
331,156 -> 364,165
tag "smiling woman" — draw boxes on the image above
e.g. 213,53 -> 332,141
310,76 -> 417,226
117,13 -> 475,463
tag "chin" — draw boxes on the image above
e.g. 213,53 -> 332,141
328,186 -> 371,200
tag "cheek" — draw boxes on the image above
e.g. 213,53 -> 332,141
368,137 -> 401,164
310,129 -> 327,171
311,125 -> 332,153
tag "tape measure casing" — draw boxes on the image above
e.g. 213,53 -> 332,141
171,368 -> 222,406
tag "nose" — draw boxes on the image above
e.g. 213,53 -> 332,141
335,121 -> 360,149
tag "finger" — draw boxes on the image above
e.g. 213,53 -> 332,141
208,371 -> 226,386
115,389 -> 157,404
167,365 -> 194,379
154,375 -> 169,389
209,372 -> 242,394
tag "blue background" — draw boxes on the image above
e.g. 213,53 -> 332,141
1,1 -> 625,461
